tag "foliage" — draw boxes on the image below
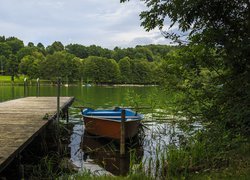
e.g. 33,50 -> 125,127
0,37 -> 24,79
130,60 -> 152,84
0,56 -> 7,74
5,37 -> 24,54
19,52 -> 45,79
65,43 -> 89,58
40,51 -> 81,81
121,0 -> 250,177
122,0 -> 250,133
17,46 -> 39,61
134,46 -> 154,62
0,36 -> 177,84
0,42 -> 12,58
112,45 -> 177,62
37,42 -> 46,55
118,57 -> 132,83
83,56 -> 120,83
46,41 -> 64,55
6,54 -> 19,81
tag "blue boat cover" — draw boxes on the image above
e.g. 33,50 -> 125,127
81,107 -> 143,121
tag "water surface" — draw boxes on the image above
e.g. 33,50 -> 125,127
0,85 -> 182,176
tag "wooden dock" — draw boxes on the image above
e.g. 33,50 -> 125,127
0,96 -> 74,172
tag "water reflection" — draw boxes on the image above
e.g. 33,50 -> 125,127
0,85 -> 162,107
81,132 -> 143,176
67,104 -> 183,176
68,119 -> 185,176
69,123 -> 144,176
11,85 -> 14,99
0,85 -> 193,176
69,124 -> 84,169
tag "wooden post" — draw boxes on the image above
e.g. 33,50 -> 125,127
120,109 -> 126,156
18,154 -> 24,179
66,108 -> 69,123
24,78 -> 27,97
120,156 -> 126,175
57,77 -> 61,122
36,78 -> 40,97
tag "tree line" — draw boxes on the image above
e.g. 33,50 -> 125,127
0,36 -> 177,84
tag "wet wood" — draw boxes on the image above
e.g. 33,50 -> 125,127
0,96 -> 74,172
120,109 -> 125,156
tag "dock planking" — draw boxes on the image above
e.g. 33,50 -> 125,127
0,96 -> 74,172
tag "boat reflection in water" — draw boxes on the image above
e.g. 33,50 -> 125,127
81,131 -> 144,175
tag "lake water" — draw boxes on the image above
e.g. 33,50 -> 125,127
0,85 -> 182,177
0,85 -> 161,106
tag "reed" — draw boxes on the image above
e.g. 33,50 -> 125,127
22,121 -> 77,179
20,91 -> 250,179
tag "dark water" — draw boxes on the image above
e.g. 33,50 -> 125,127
0,85 -> 184,176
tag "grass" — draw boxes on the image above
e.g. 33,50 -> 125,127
0,75 -> 26,83
147,134 -> 250,179
197,142 -> 250,179
0,75 -> 81,85
0,75 -> 11,81
69,140 -> 249,180
63,172 -> 154,180
68,150 -> 250,179
21,121 -> 250,180
190,167 -> 250,180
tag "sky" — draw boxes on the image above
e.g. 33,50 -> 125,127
0,0 -> 172,49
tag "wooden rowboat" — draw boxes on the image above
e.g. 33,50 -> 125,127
81,107 -> 143,139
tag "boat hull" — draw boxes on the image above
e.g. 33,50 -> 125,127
83,116 -> 141,139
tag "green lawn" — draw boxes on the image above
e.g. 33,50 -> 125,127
0,75 -> 65,85
0,75 -> 11,81
0,75 -> 26,83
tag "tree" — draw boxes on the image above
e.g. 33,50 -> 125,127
19,52 -> 45,79
40,51 -> 79,81
145,44 -> 178,60
134,46 -> 154,61
122,0 -> 250,135
130,60 -> 151,84
5,37 -> 24,54
37,42 -> 46,55
37,42 -> 45,49
105,59 -> 120,83
0,36 -> 5,42
118,57 -> 132,83
121,0 -> 249,73
0,37 -> 24,78
150,61 -> 161,84
0,42 -> 12,58
46,41 -> 64,54
66,56 -> 82,81
6,54 -> 19,81
65,44 -> 88,58
83,56 -> 120,83
27,42 -> 35,47
0,55 -> 7,75
17,46 -> 37,61
112,47 -> 126,61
